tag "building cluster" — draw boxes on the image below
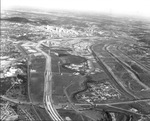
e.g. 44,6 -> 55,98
43,25 -> 79,38
64,59 -> 95,75
0,102 -> 18,121
0,60 -> 26,85
64,62 -> 88,72
41,40 -> 61,47
78,82 -> 120,104
73,41 -> 92,55
3,67 -> 23,78
41,24 -> 104,38
0,100 -> 35,121
2,20 -> 48,42
1,14 -> 110,61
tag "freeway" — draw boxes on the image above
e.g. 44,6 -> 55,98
117,45 -> 150,71
105,44 -> 150,90
91,44 -> 139,99
35,41 -> 63,121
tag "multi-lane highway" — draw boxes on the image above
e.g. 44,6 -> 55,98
117,45 -> 150,71
35,41 -> 63,121
91,44 -> 139,99
105,44 -> 150,90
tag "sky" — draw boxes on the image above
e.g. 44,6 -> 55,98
1,0 -> 150,18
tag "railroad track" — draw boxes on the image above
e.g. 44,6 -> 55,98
17,42 -> 42,121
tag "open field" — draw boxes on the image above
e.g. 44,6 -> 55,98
52,73 -> 84,104
34,106 -> 53,121
30,56 -> 45,104
0,78 -> 12,95
57,109 -> 90,121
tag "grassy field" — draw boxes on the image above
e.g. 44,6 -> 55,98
0,78 -> 12,95
30,56 -> 45,104
52,74 -> 72,95
66,80 -> 84,103
138,73 -> 150,87
117,72 -> 145,92
51,49 -> 87,74
130,64 -> 145,73
18,104 -> 43,121
89,72 -> 110,82
51,53 -> 60,73
57,109 -> 90,121
51,50 -> 88,103
34,106 -> 53,121
52,73 -> 84,104
30,72 -> 44,103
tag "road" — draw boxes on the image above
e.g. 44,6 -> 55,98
17,42 -> 42,121
75,101 -> 150,117
117,45 -> 150,71
35,41 -> 63,121
91,44 -> 139,99
75,98 -> 150,106
0,95 -> 44,108
0,95 -> 31,105
105,44 -> 150,90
